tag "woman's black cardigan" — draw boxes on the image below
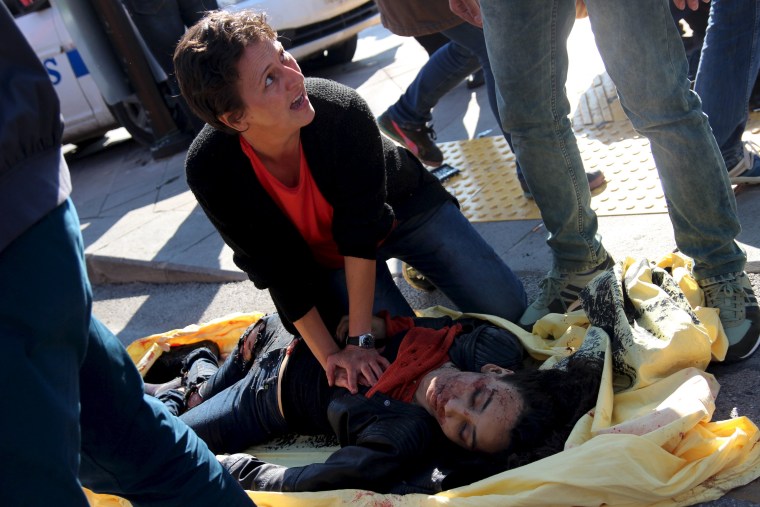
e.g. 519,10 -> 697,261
185,78 -> 455,326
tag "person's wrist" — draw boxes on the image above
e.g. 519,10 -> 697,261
346,332 -> 375,349
346,333 -> 387,349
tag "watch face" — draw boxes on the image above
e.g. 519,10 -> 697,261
359,333 -> 374,349
348,333 -> 374,348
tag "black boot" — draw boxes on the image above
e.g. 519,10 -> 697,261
181,347 -> 220,408
144,339 -> 221,383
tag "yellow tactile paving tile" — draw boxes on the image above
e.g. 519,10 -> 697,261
439,107 -> 760,223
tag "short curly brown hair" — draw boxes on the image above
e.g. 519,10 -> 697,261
173,9 -> 277,134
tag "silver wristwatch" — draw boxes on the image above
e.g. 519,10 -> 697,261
346,332 -> 375,349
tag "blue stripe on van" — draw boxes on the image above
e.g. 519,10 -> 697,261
66,49 -> 89,78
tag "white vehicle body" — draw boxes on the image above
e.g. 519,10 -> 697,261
10,0 -> 378,145
221,0 -> 379,61
13,4 -> 117,144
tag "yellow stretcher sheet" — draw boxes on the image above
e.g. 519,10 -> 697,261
87,253 -> 760,507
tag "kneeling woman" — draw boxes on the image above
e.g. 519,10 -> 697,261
172,10 -> 527,394
154,313 -> 601,493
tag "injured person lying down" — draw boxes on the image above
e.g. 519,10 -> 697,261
146,312 -> 602,494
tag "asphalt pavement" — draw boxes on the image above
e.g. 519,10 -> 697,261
75,21 -> 760,506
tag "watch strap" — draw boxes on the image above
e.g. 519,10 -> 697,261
346,333 -> 386,348
346,333 -> 372,348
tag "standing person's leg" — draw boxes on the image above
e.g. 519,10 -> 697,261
1,199 -> 252,506
414,33 -> 450,56
585,0 -> 759,360
380,201 -> 528,322
440,22 -> 501,135
38,198 -> 249,505
480,0 -> 611,327
585,0 -> 743,277
480,0 -> 603,270
670,1 -> 710,79
442,20 -> 605,199
79,318 -> 252,506
415,32 -> 486,88
694,0 -> 760,181
379,39 -> 480,167
0,201 -> 90,506
440,20 -> 523,179
385,41 -> 480,128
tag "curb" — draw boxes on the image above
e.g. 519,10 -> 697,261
86,254 -> 247,285
86,251 -> 760,286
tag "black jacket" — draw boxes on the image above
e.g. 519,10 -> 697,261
231,393 -> 442,493
223,317 -> 525,494
0,4 -> 71,253
226,392 -> 508,494
186,78 -> 455,327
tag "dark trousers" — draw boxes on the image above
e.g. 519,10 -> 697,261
0,199 -> 251,506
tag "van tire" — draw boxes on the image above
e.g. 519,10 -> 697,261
323,34 -> 358,66
108,96 -> 156,147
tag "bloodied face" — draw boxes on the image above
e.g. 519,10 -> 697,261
414,364 -> 523,454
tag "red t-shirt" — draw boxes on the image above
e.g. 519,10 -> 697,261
241,137 -> 343,269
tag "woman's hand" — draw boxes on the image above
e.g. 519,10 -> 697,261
335,315 -> 387,342
326,346 -> 390,394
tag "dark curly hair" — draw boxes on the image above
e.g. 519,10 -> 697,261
173,9 -> 277,134
437,355 -> 604,490
501,355 -> 603,467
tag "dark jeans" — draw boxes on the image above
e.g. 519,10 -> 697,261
326,201 -> 528,323
694,0 -> 760,170
388,22 -> 522,175
480,0 -> 745,279
179,315 -> 295,454
0,200 -> 250,506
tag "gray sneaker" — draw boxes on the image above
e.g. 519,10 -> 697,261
519,256 -> 615,330
728,141 -> 760,184
698,271 -> 760,362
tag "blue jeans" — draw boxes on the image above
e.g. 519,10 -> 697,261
327,201 -> 527,322
387,22 -> 522,173
694,0 -> 760,170
179,315 -> 294,454
480,0 -> 746,279
0,200 -> 250,506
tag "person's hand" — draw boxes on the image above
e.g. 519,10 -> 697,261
450,0 -> 483,27
335,315 -> 388,342
672,0 -> 709,10
326,346 -> 390,394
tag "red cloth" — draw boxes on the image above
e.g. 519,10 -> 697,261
367,312 -> 461,403
240,137 -> 343,268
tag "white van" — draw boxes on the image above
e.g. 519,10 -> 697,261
8,0 -> 378,147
